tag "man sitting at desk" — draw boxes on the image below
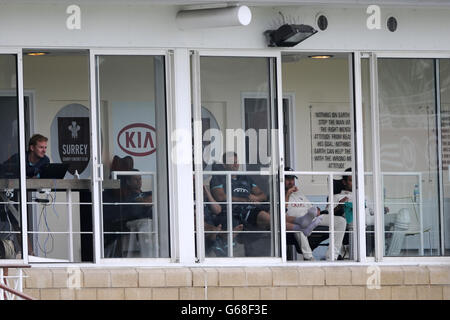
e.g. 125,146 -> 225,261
4,134 -> 50,178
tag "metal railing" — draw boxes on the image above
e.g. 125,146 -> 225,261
0,266 -> 33,300
202,170 -> 273,258
109,171 -> 158,257
283,171 -> 354,261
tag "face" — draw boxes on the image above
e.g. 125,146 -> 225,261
285,177 -> 296,190
127,175 -> 142,191
30,140 -> 47,159
224,155 -> 239,171
343,175 -> 352,191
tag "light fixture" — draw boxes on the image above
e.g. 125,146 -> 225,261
308,55 -> 334,59
176,5 -> 252,30
26,52 -> 48,56
264,24 -> 317,47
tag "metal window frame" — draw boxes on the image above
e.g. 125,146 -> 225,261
279,51 -> 362,263
191,49 -> 285,264
89,48 -> 174,265
0,48 -> 28,266
4,45 -> 449,267
367,51 -> 450,261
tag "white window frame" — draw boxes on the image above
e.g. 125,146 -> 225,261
363,51 -> 450,263
0,48 -> 29,266
89,48 -> 175,266
3,46 -> 449,268
191,49 -> 286,265
278,51 -> 364,263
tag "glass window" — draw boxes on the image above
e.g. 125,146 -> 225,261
439,58 -> 450,256
282,53 -> 355,262
0,54 -> 22,260
97,55 -> 169,259
195,56 -> 279,258
377,58 -> 440,257
23,51 -> 92,263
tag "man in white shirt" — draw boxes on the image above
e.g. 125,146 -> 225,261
332,168 -> 410,256
285,167 -> 347,261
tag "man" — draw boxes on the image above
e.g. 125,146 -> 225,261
4,134 -> 50,178
333,168 -> 409,256
210,153 -> 320,235
110,169 -> 154,257
0,134 -> 50,258
285,167 -> 346,261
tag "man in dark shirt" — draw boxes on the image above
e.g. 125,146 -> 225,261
3,134 -> 50,178
0,134 -> 50,258
210,152 -> 321,233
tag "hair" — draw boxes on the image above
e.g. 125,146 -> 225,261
28,134 -> 48,151
222,152 -> 237,164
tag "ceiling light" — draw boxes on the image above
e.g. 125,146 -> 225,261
26,52 -> 48,56
308,55 -> 334,59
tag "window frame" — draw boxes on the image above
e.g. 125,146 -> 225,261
89,48 -> 174,266
2,46 -> 450,267
0,48 -> 28,266
363,51 -> 450,262
191,49 -> 286,264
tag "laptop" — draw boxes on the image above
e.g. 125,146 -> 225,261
39,163 -> 69,179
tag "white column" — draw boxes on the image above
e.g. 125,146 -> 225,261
352,52 -> 367,262
170,49 -> 196,264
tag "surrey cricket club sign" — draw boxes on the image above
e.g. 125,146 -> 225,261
117,123 -> 156,157
51,103 -> 91,177
58,117 -> 91,175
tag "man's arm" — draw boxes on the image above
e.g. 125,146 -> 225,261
210,186 -> 227,203
285,186 -> 298,204
249,185 -> 267,202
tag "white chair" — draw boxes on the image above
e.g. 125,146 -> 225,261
125,218 -> 155,258
384,196 -> 432,256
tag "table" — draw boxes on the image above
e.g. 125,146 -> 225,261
1,179 -> 120,262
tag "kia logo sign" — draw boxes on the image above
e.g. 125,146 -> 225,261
117,123 -> 156,157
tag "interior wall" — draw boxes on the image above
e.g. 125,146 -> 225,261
200,56 -> 270,165
282,56 -> 351,195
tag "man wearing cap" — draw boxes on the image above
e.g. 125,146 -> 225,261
285,167 -> 347,261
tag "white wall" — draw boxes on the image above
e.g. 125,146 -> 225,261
0,3 -> 450,51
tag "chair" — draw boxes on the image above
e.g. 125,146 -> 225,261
286,226 -> 330,260
384,196 -> 432,256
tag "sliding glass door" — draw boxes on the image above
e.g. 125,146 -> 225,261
364,54 -> 449,258
92,51 -> 170,261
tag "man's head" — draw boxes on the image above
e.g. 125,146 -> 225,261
342,167 -> 352,191
124,169 -> 142,192
28,134 -> 48,160
284,167 -> 298,190
223,152 -> 239,171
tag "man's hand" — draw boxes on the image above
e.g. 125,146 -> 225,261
339,197 -> 349,203
286,186 -> 298,196
248,194 -> 260,202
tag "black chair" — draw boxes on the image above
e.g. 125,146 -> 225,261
287,178 -> 350,260
286,226 -> 330,260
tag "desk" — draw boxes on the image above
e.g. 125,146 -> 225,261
0,178 -> 119,191
1,179 -> 120,262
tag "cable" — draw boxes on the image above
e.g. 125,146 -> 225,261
35,191 -> 58,257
